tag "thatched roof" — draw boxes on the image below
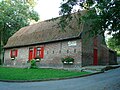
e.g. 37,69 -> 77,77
4,12 -> 85,48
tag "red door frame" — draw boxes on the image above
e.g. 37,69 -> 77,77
29,49 -> 33,61
93,49 -> 98,65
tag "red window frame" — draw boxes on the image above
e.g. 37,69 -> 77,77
10,49 -> 18,57
29,47 -> 44,60
34,47 -> 44,58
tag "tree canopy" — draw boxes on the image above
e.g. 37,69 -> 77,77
0,0 -> 39,64
107,38 -> 120,51
0,0 -> 39,45
60,0 -> 120,45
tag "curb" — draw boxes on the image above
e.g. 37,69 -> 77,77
0,71 -> 104,83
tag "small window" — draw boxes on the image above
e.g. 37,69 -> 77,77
59,50 -> 61,54
74,49 -> 76,53
53,51 -> 54,54
47,51 -> 49,54
10,49 -> 18,58
37,47 -> 41,56
67,50 -> 69,53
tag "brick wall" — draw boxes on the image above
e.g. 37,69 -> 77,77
4,47 -> 29,67
109,50 -> 117,65
4,39 -> 82,68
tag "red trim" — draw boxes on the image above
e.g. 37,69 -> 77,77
34,47 -> 37,58
40,47 -> 44,58
10,50 -> 18,57
29,49 -> 33,60
15,50 -> 18,57
10,50 -> 12,57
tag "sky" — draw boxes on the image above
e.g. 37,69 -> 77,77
34,0 -> 62,21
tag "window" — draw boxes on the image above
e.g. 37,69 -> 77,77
10,49 -> 18,58
28,47 -> 44,61
53,51 -> 54,54
37,47 -> 41,56
34,47 -> 44,58
74,49 -> 76,53
47,51 -> 49,54
67,50 -> 69,53
59,50 -> 61,54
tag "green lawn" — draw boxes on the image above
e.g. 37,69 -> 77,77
0,67 -> 91,81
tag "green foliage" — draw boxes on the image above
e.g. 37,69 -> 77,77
0,0 -> 39,64
62,56 -> 74,65
0,67 -> 91,80
30,59 -> 37,69
60,0 -> 120,45
0,0 -> 39,45
117,51 -> 120,57
107,38 -> 120,51
107,37 -> 120,57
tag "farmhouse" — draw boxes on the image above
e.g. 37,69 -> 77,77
4,12 -> 117,68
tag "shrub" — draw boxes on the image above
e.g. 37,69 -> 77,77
30,59 -> 38,69
61,56 -> 74,65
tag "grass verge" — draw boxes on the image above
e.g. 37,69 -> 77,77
0,67 -> 91,81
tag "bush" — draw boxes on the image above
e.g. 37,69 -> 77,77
30,59 -> 38,69
61,56 -> 74,65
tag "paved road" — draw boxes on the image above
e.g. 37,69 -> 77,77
0,68 -> 120,90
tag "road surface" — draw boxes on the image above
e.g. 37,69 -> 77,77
0,68 -> 120,90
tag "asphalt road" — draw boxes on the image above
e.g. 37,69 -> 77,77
0,68 -> 120,90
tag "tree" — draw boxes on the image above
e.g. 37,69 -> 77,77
0,0 -> 39,64
59,0 -> 120,44
107,37 -> 120,51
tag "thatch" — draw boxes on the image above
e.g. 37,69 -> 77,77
4,12 -> 85,48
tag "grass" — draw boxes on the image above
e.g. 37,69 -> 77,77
0,67 -> 91,81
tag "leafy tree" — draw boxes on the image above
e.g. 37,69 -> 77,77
59,0 -> 120,44
0,0 -> 39,64
107,37 -> 120,51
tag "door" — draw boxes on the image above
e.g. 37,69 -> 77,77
29,49 -> 33,61
93,49 -> 98,65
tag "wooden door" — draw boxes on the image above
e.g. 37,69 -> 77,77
93,49 -> 98,65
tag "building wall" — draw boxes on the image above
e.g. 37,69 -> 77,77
81,22 -> 94,66
4,39 -> 82,68
80,20 -> 112,66
99,45 -> 109,65
81,36 -> 94,66
4,47 -> 29,67
109,50 -> 117,65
